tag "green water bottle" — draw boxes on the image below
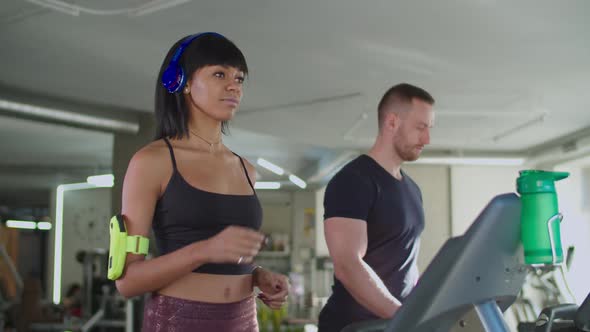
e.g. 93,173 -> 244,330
517,170 -> 569,265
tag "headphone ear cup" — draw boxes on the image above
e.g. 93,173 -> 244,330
177,68 -> 188,93
161,63 -> 184,93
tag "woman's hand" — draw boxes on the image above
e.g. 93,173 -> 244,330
201,226 -> 265,264
253,267 -> 290,309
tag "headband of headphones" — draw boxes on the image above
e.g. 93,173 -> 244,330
161,32 -> 225,93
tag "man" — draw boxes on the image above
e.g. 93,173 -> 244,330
318,83 -> 435,332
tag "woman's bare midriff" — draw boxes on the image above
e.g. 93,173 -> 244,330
157,272 -> 254,303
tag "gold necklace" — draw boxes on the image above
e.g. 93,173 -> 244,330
189,129 -> 221,152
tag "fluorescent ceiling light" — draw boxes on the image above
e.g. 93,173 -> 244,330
256,158 -> 285,175
415,157 -> 525,166
492,114 -> 546,142
25,0 -> 79,15
87,174 -> 114,187
254,181 -> 281,190
37,222 -> 53,230
6,220 -> 37,230
25,0 -> 190,16
134,0 -> 192,16
0,99 -> 139,133
289,174 -> 307,189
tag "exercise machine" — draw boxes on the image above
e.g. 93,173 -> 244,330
342,193 -> 525,332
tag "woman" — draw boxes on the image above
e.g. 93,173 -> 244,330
116,32 -> 289,332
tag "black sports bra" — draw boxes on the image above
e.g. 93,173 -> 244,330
152,138 -> 263,274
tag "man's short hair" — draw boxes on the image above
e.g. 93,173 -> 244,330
377,83 -> 435,127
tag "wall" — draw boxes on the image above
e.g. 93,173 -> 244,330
403,164 -> 451,272
47,187 -> 111,302
257,191 -> 293,235
290,191 -> 316,268
255,190 -> 294,274
555,163 -> 590,303
314,186 -> 328,257
450,165 -> 521,236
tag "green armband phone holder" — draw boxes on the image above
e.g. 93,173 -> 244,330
107,214 -> 149,280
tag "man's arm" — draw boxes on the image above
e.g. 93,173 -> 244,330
324,217 -> 401,318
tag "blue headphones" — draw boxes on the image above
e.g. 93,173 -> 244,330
161,32 -> 224,94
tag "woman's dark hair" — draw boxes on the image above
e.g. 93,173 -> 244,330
154,33 -> 248,140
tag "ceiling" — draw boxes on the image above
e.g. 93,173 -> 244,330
1,0 -> 590,200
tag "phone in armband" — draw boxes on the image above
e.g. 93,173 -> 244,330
107,214 -> 149,280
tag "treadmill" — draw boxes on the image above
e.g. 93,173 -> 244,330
343,193 -> 526,332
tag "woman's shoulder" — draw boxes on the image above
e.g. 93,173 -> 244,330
232,152 -> 256,180
237,154 -> 255,170
123,140 -> 175,191
129,139 -> 173,170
